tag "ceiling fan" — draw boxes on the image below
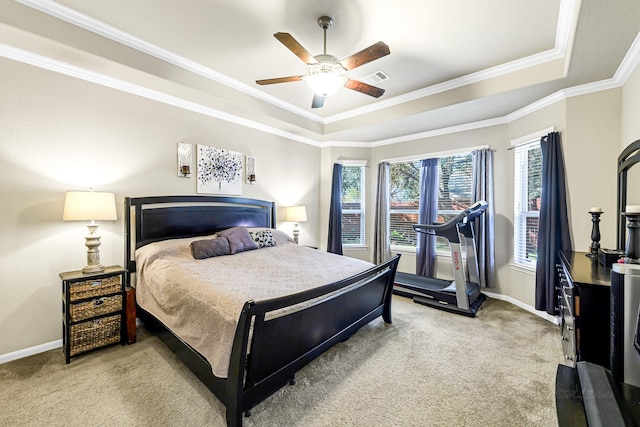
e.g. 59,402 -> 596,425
256,16 -> 390,109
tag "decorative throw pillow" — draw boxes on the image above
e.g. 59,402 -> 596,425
250,229 -> 277,248
190,237 -> 231,259
217,226 -> 258,254
247,228 -> 295,245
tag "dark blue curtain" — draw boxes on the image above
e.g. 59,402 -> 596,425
416,158 -> 439,277
535,132 -> 572,315
327,163 -> 343,255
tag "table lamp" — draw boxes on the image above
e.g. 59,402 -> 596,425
285,205 -> 307,244
63,191 -> 117,273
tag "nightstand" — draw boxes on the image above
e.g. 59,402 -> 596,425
60,265 -> 126,363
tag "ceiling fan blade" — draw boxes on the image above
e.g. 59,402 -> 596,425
311,94 -> 325,108
345,79 -> 385,98
256,76 -> 304,85
340,41 -> 390,70
274,32 -> 318,64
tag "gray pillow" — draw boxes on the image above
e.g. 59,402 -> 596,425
191,237 -> 231,259
217,226 -> 258,254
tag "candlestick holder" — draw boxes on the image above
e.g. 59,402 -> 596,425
623,211 -> 640,263
586,210 -> 602,258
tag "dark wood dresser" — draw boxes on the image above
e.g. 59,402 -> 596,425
558,251 -> 611,368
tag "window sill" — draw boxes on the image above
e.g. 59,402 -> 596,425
344,245 -> 368,251
391,246 -> 416,254
390,247 -> 459,259
511,262 -> 536,275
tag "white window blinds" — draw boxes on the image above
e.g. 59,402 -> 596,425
341,165 -> 365,245
514,140 -> 542,266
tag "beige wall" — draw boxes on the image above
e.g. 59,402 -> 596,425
622,61 -> 640,150
565,90 -> 621,251
0,58 -> 321,356
3,44 -> 640,359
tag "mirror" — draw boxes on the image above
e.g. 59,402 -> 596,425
617,139 -> 640,249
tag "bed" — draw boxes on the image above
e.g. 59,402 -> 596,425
124,195 -> 400,426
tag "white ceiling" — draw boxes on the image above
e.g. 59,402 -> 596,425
3,0 -> 640,144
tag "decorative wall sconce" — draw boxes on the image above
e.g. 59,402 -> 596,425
177,142 -> 192,178
246,156 -> 256,184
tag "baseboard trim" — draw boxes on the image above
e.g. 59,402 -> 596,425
0,339 -> 63,365
0,301 -> 555,365
483,291 -> 560,325
1,320 -> 143,364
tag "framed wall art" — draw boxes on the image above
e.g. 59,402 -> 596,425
197,145 -> 243,195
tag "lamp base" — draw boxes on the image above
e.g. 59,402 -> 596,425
83,223 -> 105,274
293,224 -> 300,245
82,264 -> 105,274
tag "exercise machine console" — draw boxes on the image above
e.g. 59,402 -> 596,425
393,201 -> 488,317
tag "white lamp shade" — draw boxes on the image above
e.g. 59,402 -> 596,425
285,205 -> 307,223
63,191 -> 117,221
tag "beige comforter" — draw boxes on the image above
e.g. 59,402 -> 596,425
135,235 -> 373,378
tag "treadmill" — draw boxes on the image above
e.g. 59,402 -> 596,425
393,201 -> 488,317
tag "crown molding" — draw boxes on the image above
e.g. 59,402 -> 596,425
15,0 -> 323,123
3,36 -> 637,149
5,1 -> 640,149
17,0 -> 575,128
0,42 -> 322,148
324,48 -> 566,124
615,30 -> 640,85
368,118 -> 509,147
326,0 -> 580,124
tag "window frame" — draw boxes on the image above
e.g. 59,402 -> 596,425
387,150 -> 476,255
513,139 -> 542,268
389,160 -> 420,251
341,162 -> 366,248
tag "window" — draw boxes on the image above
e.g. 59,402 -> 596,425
341,164 -> 365,246
389,153 -> 473,252
389,161 -> 420,248
514,140 -> 542,266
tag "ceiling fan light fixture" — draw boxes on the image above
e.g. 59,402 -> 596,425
304,61 -> 348,97
257,16 -> 389,107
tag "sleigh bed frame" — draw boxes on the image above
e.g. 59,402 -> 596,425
124,195 -> 400,426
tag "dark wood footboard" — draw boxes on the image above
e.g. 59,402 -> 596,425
137,254 -> 399,427
225,254 -> 400,426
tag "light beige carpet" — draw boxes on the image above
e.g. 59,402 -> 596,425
0,296 -> 563,426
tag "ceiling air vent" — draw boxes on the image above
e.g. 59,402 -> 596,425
360,70 -> 390,85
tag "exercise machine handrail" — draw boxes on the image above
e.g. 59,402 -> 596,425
412,201 -> 487,233
412,201 -> 488,242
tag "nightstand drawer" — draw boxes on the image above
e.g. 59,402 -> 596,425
70,294 -> 123,322
69,314 -> 121,356
69,275 -> 121,302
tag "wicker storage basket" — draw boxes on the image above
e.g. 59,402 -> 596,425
69,314 -> 121,356
70,295 -> 123,322
69,276 -> 121,302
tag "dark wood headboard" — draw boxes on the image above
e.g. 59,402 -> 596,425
124,195 -> 276,278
